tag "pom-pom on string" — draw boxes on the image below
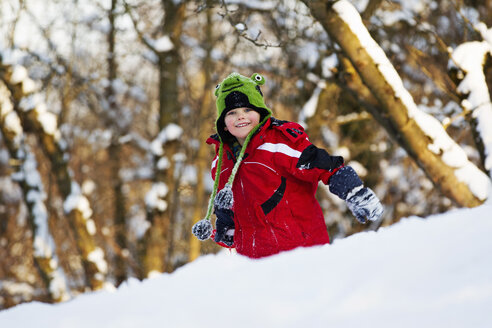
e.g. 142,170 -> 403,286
192,219 -> 213,240
215,184 -> 234,210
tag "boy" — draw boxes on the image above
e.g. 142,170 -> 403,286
192,72 -> 383,258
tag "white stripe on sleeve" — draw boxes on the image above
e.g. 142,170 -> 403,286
257,143 -> 302,158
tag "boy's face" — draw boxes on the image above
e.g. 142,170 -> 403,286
224,107 -> 260,146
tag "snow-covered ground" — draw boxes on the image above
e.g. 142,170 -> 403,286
1,204 -> 491,328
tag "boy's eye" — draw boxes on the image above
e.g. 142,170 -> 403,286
226,110 -> 235,116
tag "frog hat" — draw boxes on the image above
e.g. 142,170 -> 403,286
192,72 -> 272,240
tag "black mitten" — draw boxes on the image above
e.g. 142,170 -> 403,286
346,186 -> 384,223
328,166 -> 383,223
214,207 -> 235,247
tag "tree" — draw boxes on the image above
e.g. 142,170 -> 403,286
0,81 -> 69,303
124,0 -> 186,276
300,0 -> 491,207
0,60 -> 109,290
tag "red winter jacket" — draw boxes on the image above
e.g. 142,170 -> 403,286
207,118 -> 343,258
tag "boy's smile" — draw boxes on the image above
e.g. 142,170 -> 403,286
235,122 -> 250,128
224,107 -> 261,146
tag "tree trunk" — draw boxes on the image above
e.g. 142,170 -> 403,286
301,0 -> 490,206
1,62 -> 109,290
139,0 -> 186,276
106,0 -> 129,286
0,83 -> 69,302
189,0 -> 215,261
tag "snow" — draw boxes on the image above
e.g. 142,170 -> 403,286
333,0 -> 492,200
235,23 -> 246,31
6,63 -> 61,141
153,36 -> 174,52
1,204 -> 491,327
9,65 -> 28,84
36,105 -> 59,137
372,0 -> 430,26
81,179 -> 96,195
224,0 -> 277,11
477,22 -> 492,45
9,65 -> 38,94
0,84 -> 23,145
450,39 -> 492,175
128,212 -> 150,240
321,53 -> 338,78
64,186 -> 93,220
145,182 -> 169,211
110,78 -> 128,95
150,123 -> 183,156
0,282 -> 34,303
128,85 -> 147,103
347,160 -> 368,177
87,248 -> 109,274
299,81 -> 326,127
156,156 -> 170,170
49,271 -> 70,302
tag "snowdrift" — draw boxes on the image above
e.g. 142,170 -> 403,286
1,205 -> 491,328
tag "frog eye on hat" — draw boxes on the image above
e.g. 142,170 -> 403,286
251,73 -> 265,85
214,84 -> 221,96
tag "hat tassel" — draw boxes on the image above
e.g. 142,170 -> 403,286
192,143 -> 224,240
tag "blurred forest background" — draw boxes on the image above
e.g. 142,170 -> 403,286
1,0 -> 491,309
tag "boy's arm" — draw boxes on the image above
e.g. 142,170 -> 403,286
268,121 -> 383,223
295,143 -> 344,183
267,122 -> 344,184
295,144 -> 384,223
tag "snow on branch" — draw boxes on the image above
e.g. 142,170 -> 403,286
450,24 -> 492,178
150,123 -> 183,157
63,182 -> 96,233
222,0 -> 277,11
0,83 -> 23,146
145,182 -> 169,212
21,148 -> 70,302
144,35 -> 174,52
299,80 -> 326,127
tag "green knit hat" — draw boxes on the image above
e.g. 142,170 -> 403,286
214,72 -> 272,142
192,72 -> 272,241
